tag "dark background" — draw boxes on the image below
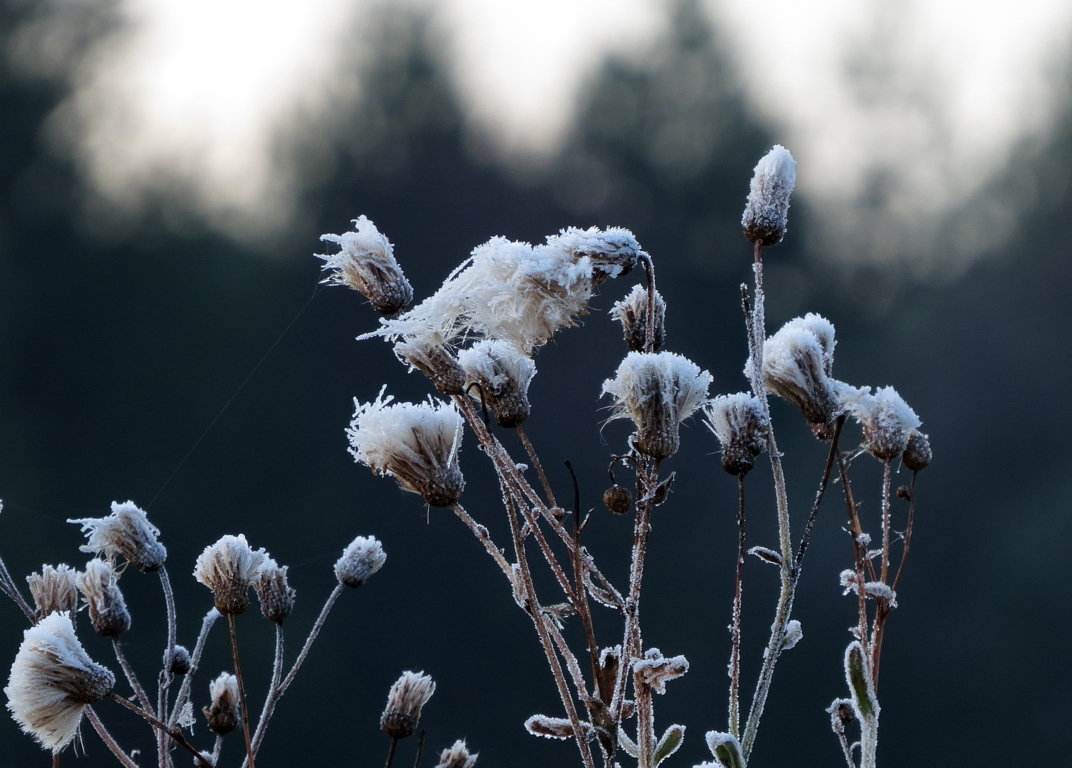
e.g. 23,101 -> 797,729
2,1 -> 1070,766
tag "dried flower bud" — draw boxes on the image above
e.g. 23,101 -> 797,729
632,648 -> 689,694
4,612 -> 115,752
252,556 -> 295,624
203,672 -> 240,736
525,714 -> 584,740
318,215 -> 413,316
77,559 -> 131,637
742,145 -> 796,246
193,534 -> 268,616
703,393 -> 769,476
348,388 -> 465,507
335,535 -> 387,587
26,564 -> 79,621
394,331 -> 466,395
68,500 -> 166,572
610,284 -> 666,352
602,351 -> 712,460
845,386 -> 922,461
780,619 -> 803,651
435,739 -> 478,768
757,318 -> 840,435
828,698 -> 856,728
458,340 -> 536,428
380,670 -> 435,739
165,645 -> 192,676
603,484 -> 631,515
902,429 -> 932,471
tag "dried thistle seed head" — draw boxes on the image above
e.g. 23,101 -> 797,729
845,386 -> 922,461
4,612 -> 115,753
26,564 -> 79,621
334,535 -> 387,587
458,340 -> 536,428
348,388 -> 465,507
193,534 -> 268,616
902,429 -> 932,471
202,672 -> 240,736
317,215 -> 413,316
77,559 -> 131,637
602,351 -> 712,460
703,393 -> 769,476
68,500 -> 166,572
252,556 -> 295,624
380,670 -> 435,739
757,320 -> 840,433
435,739 -> 478,768
164,645 -> 191,676
632,648 -> 689,694
603,484 -> 631,515
546,226 -> 643,284
610,284 -> 666,352
742,144 -> 796,246
394,331 -> 466,395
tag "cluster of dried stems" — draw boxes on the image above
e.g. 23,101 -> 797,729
1,145 -> 928,768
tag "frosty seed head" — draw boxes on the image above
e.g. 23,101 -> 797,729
203,672 -> 240,736
394,331 -> 467,395
348,388 -> 465,507
703,393 -> 769,477
193,534 -> 268,616
524,714 -> 577,740
164,645 -> 192,676
632,648 -> 689,694
845,386 -> 922,461
458,340 -> 537,428
26,564 -> 79,621
334,535 -> 387,587
4,612 -> 115,753
902,429 -> 932,471
742,145 -> 796,246
602,351 -> 712,460
435,739 -> 478,768
317,215 -> 413,316
610,284 -> 666,353
546,226 -> 644,284
252,556 -> 295,624
68,500 -> 167,572
603,484 -> 632,515
758,318 -> 840,436
77,559 -> 131,637
380,670 -> 435,739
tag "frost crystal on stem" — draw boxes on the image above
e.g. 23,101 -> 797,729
742,144 -> 796,246
68,500 -> 166,572
317,215 -> 413,316
347,388 -> 464,507
4,612 -> 115,753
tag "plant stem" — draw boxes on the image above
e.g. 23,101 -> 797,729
85,705 -> 139,768
0,556 -> 35,622
517,424 -> 558,508
167,608 -> 220,728
111,638 -> 154,714
227,614 -> 255,768
279,584 -> 343,696
728,475 -> 746,738
109,693 -> 212,767
245,623 -> 285,763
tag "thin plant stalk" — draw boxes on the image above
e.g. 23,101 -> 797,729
111,638 -> 154,714
516,424 -> 558,508
0,556 -> 35,622
728,474 -> 746,738
85,705 -> 139,768
167,608 -> 220,728
279,584 -> 343,695
384,736 -> 399,768
109,693 -> 213,767
246,623 -> 286,762
227,613 -> 255,768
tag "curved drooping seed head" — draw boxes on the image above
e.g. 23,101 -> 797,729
610,284 -> 666,353
458,339 -> 537,428
757,317 -> 841,435
380,670 -> 435,739
193,534 -> 268,616
844,386 -> 922,461
545,226 -> 644,284
742,144 -> 797,247
602,351 -> 712,460
703,393 -> 769,476
77,559 -> 131,637
68,500 -> 166,572
347,388 -> 465,507
26,564 -> 79,621
334,535 -> 387,588
394,331 -> 466,395
4,612 -> 115,753
317,215 -> 413,316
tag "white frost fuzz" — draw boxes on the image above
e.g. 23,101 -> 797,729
68,500 -> 166,572
4,612 -> 115,753
334,535 -> 387,588
742,144 -> 797,246
348,387 -> 465,507
602,351 -> 712,460
845,385 -> 922,460
193,534 -> 268,616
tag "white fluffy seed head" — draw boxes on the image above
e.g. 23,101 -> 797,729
458,339 -> 537,427
334,535 -> 387,588
203,672 -> 240,736
68,500 -> 166,572
393,330 -> 466,395
544,226 -> 643,284
435,739 -> 478,768
26,564 -> 79,621
347,388 -> 465,507
252,555 -> 295,624
4,612 -> 115,753
77,559 -> 131,637
317,215 -> 413,316
742,145 -> 797,246
703,393 -> 769,476
758,318 -> 840,435
380,670 -> 435,739
846,386 -> 922,460
602,351 -> 712,460
193,534 -> 268,616
610,284 -> 666,352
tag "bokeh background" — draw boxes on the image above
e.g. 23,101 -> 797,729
2,0 -> 1070,766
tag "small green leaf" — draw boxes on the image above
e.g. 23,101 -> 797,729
705,731 -> 744,768
654,724 -> 685,766
845,642 -> 879,721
